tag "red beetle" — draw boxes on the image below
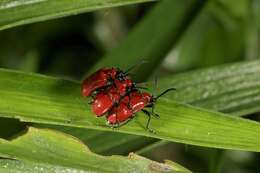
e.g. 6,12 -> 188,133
91,79 -> 134,116
106,88 -> 175,132
91,86 -> 120,116
82,68 -> 117,97
81,61 -> 147,97
82,67 -> 132,97
114,78 -> 133,96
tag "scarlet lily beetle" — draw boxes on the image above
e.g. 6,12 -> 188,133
91,78 -> 134,116
81,68 -> 119,97
81,62 -> 174,133
106,88 -> 176,132
81,61 -> 147,97
81,67 -> 138,97
91,86 -> 121,116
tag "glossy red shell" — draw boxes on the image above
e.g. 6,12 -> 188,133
91,87 -> 120,116
114,79 -> 132,96
81,68 -> 117,97
90,78 -> 134,117
106,92 -> 152,125
129,92 -> 151,113
107,102 -> 132,124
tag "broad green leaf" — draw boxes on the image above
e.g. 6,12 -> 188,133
159,60 -> 260,116
0,127 -> 190,173
136,59 -> 260,154
1,60 -> 260,151
122,58 -> 260,155
89,0 -> 208,81
0,159 -> 190,173
0,0 -> 155,31
35,125 -> 157,155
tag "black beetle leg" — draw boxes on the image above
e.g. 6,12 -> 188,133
151,104 -> 160,119
142,109 -> 155,133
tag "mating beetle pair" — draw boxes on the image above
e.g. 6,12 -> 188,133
81,67 -> 175,132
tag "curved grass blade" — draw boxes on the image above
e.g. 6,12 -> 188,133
34,125 -> 157,155
6,54 -> 260,156
159,60 -> 260,116
0,127 -> 190,173
136,59 -> 260,155
0,0 -> 155,31
0,159 -> 191,173
0,63 -> 260,151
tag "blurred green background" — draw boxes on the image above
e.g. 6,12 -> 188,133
0,0 -> 259,172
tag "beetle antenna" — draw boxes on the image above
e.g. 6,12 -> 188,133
124,59 -> 148,74
155,88 -> 176,100
153,75 -> 158,96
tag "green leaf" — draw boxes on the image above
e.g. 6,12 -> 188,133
159,60 -> 260,116
89,0 -> 208,81
35,125 -> 157,155
0,0 -> 154,31
135,59 -> 260,153
0,127 -> 190,173
0,159 -> 190,173
0,60 -> 260,151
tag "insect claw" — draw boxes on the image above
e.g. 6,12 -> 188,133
147,128 -> 156,134
153,113 -> 160,119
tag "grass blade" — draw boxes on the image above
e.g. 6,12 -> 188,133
159,60 -> 260,116
0,127 -> 190,173
0,62 -> 260,151
0,0 -> 154,31
34,125 -> 157,155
